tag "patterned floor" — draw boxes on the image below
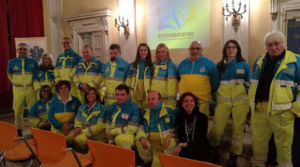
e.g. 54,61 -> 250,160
0,111 -> 252,167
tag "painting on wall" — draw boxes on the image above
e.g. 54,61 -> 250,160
15,37 -> 48,62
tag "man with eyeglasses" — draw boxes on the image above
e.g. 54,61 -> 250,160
54,37 -> 81,98
177,41 -> 219,116
7,43 -> 40,136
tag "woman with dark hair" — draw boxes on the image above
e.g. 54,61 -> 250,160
29,85 -> 53,130
47,80 -> 81,144
210,40 -> 252,166
126,43 -> 153,110
148,43 -> 178,109
37,53 -> 55,96
173,92 -> 210,161
74,87 -> 107,149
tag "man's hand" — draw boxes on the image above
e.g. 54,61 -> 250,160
163,134 -> 172,149
107,131 -> 112,140
62,124 -> 73,136
172,144 -> 182,156
140,138 -> 149,149
74,128 -> 82,137
43,122 -> 51,128
80,83 -> 89,93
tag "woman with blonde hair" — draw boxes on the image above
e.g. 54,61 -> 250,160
37,53 -> 56,96
149,43 -> 178,109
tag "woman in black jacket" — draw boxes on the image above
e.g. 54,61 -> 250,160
173,92 -> 211,161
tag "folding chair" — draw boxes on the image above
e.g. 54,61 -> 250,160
30,128 -> 91,167
158,154 -> 222,167
86,139 -> 135,167
0,121 -> 37,166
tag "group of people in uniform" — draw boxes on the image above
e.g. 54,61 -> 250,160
6,30 -> 299,167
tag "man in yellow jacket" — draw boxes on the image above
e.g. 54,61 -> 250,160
103,44 -> 130,107
7,43 -> 40,136
54,37 -> 81,98
249,30 -> 300,167
73,45 -> 104,103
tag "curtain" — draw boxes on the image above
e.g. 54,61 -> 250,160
8,0 -> 44,58
0,0 -> 44,110
0,0 -> 12,110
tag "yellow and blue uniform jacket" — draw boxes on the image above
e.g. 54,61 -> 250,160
178,56 -> 220,103
7,55 -> 40,91
38,67 -> 55,94
73,56 -> 104,90
126,59 -> 154,99
74,101 -> 107,138
136,102 -> 176,142
54,49 -> 82,83
249,50 -> 300,117
47,95 -> 81,130
103,56 -> 130,106
217,58 -> 252,105
29,96 -> 53,128
106,99 -> 141,136
149,60 -> 178,108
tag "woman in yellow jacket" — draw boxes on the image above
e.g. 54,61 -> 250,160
37,53 -> 56,97
126,43 -> 153,111
210,40 -> 252,167
149,43 -> 178,109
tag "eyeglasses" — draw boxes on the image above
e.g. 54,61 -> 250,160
41,89 -> 51,92
189,47 -> 202,51
226,46 -> 237,49
62,42 -> 71,45
18,48 -> 28,51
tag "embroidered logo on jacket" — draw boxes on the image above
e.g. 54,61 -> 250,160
200,67 -> 206,73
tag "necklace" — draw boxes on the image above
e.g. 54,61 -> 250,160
184,116 -> 197,142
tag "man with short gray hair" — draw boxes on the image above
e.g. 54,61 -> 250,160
249,30 -> 300,167
7,43 -> 40,136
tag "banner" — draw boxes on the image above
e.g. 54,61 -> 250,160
287,19 -> 300,55
146,0 -> 210,49
15,37 -> 47,62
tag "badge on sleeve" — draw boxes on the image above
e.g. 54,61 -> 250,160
121,113 -> 129,120
13,65 -> 19,71
165,117 -> 170,123
38,105 -> 43,110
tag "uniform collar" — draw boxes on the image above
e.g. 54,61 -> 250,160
17,55 -> 28,60
64,48 -> 75,55
111,55 -> 123,64
225,57 -> 237,66
118,98 -> 130,108
187,54 -> 203,63
58,94 -> 72,102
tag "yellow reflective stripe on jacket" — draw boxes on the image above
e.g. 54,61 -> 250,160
110,61 -> 117,77
112,106 -> 122,128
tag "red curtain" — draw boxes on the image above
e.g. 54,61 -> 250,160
0,0 -> 12,110
0,0 -> 44,110
8,0 -> 44,58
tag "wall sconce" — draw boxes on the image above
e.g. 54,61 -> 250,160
115,16 -> 130,39
270,0 -> 278,21
222,0 -> 247,32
